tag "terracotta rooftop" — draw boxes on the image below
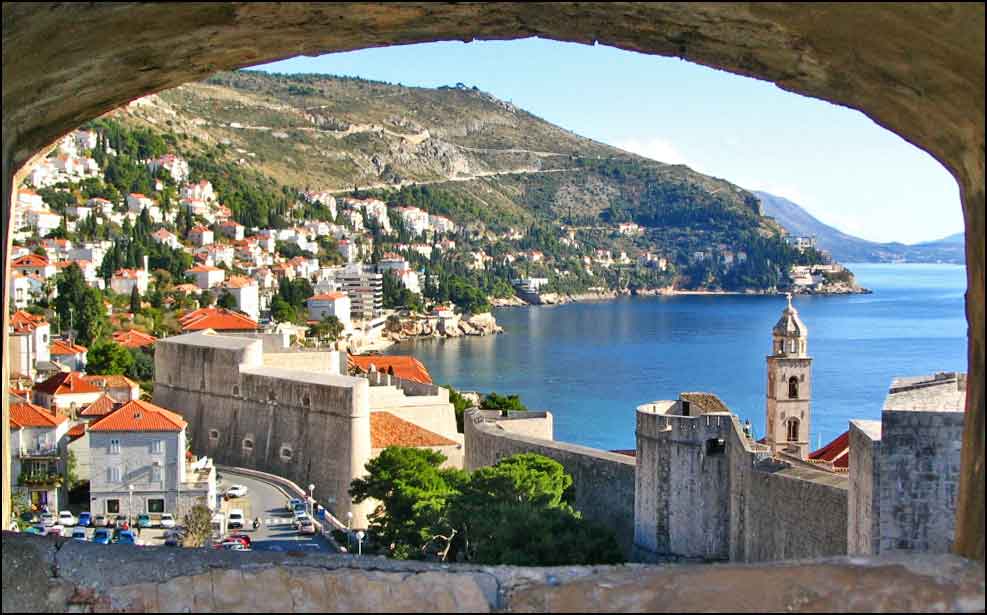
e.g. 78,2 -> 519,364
680,392 -> 731,414
83,374 -> 139,390
309,292 -> 348,301
34,371 -> 102,396
187,264 -> 222,273
10,310 -> 47,333
13,254 -> 50,268
89,399 -> 187,432
112,329 -> 157,349
808,431 -> 850,469
224,275 -> 256,289
67,423 -> 87,441
50,338 -> 88,356
79,393 -> 120,418
349,354 -> 433,384
10,400 -> 69,429
370,412 -> 457,449
180,306 -> 259,331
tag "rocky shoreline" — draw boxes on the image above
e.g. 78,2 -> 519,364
385,311 -> 504,343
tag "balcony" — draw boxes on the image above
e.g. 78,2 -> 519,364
17,446 -> 60,459
17,469 -> 63,488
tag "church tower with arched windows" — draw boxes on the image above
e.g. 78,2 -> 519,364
765,293 -> 812,458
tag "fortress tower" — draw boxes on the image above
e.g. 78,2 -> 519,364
765,293 -> 812,458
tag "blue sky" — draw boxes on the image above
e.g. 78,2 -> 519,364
257,38 -> 962,245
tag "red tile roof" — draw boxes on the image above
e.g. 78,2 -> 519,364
179,307 -> 259,331
34,371 -> 102,396
89,399 -> 187,432
370,412 -> 457,449
79,393 -> 120,418
349,355 -> 433,384
187,264 -> 222,273
83,374 -> 139,391
309,292 -> 348,301
809,430 -> 850,469
224,275 -> 256,289
11,310 -> 47,333
112,329 -> 157,349
10,401 -> 69,429
13,254 -> 50,268
67,423 -> 87,441
50,339 -> 88,356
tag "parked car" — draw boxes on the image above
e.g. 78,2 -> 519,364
227,509 -> 245,530
20,511 -> 37,525
227,532 -> 252,547
226,484 -> 249,499
92,528 -> 112,544
57,511 -> 77,527
25,525 -> 45,536
46,524 -> 65,537
40,512 -> 56,527
93,514 -> 109,528
77,512 -> 92,527
71,527 -> 87,541
286,498 -> 304,513
116,530 -> 137,545
113,515 -> 129,530
137,514 -> 153,529
293,509 -> 308,527
297,517 -> 316,535
159,513 -> 176,529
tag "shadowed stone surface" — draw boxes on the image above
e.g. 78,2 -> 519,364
2,534 -> 983,612
1,5 -> 983,603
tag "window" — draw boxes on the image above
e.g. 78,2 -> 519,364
787,419 -> 800,442
706,438 -> 726,456
303,395 -> 311,407
151,439 -> 164,454
109,439 -> 120,454
242,437 -> 254,452
232,385 -> 239,397
148,498 -> 165,514
107,499 -> 120,514
788,376 -> 799,399
208,429 -> 220,442
280,445 -> 293,461
150,465 -> 161,482
108,466 -> 121,482
268,389 -> 276,402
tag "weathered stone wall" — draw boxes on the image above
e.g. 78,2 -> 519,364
3,534 -> 984,613
465,409 -> 637,556
153,333 -> 375,525
880,409 -> 966,554
848,419 -> 882,555
743,460 -> 849,561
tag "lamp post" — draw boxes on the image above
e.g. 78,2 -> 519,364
346,511 -> 352,530
308,483 -> 315,517
356,530 -> 365,556
128,484 -> 134,525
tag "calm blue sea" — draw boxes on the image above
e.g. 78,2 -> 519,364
391,264 -> 968,451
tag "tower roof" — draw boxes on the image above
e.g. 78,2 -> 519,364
773,293 -> 807,338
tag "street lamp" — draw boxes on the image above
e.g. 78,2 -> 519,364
355,530 -> 365,556
346,511 -> 353,530
308,483 -> 315,517
128,484 -> 135,525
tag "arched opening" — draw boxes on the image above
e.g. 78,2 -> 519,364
786,418 -> 800,442
1,0 -> 982,589
788,376 -> 799,400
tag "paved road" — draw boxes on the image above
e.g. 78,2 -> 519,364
216,469 -> 336,554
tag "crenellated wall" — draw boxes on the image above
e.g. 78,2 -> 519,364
464,409 -> 637,557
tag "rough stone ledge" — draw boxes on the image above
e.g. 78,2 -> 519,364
3,533 -> 984,613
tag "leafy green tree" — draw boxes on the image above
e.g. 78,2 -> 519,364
54,263 -> 89,332
129,286 -> 142,315
270,296 -> 296,323
308,315 -> 344,342
445,384 -> 473,433
217,290 -> 238,311
126,347 -> 155,383
480,392 -> 527,415
181,502 -> 213,548
71,287 -> 109,347
65,450 -> 81,489
86,340 -> 135,376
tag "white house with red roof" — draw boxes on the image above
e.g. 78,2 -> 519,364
112,329 -> 157,350
9,271 -> 45,310
49,338 -> 88,372
83,374 -> 141,404
88,399 -> 216,518
33,371 -> 104,417
182,179 -> 215,203
110,266 -> 149,295
197,243 -> 235,268
307,292 -> 351,328
150,228 -> 180,250
10,399 -> 71,513
146,153 -> 189,183
217,220 -> 245,241
8,310 -> 51,380
186,264 -> 225,290
12,253 -> 57,280
226,276 -> 261,320
188,224 -> 214,247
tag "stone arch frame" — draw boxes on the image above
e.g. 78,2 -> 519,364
788,376 -> 800,399
0,3 -> 982,562
786,417 -> 800,442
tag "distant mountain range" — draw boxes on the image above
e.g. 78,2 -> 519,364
754,191 -> 965,264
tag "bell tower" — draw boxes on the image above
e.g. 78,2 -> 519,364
765,293 -> 812,458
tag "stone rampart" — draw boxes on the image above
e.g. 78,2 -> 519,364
3,534 -> 983,613
464,409 -> 636,557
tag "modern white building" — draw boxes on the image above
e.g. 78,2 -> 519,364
88,399 -> 216,518
307,292 -> 352,329
186,265 -> 225,290
222,276 -> 260,321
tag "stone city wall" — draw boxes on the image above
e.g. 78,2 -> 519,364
464,409 -> 637,557
3,534 -> 983,613
848,419 -> 882,555
879,409 -> 965,554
